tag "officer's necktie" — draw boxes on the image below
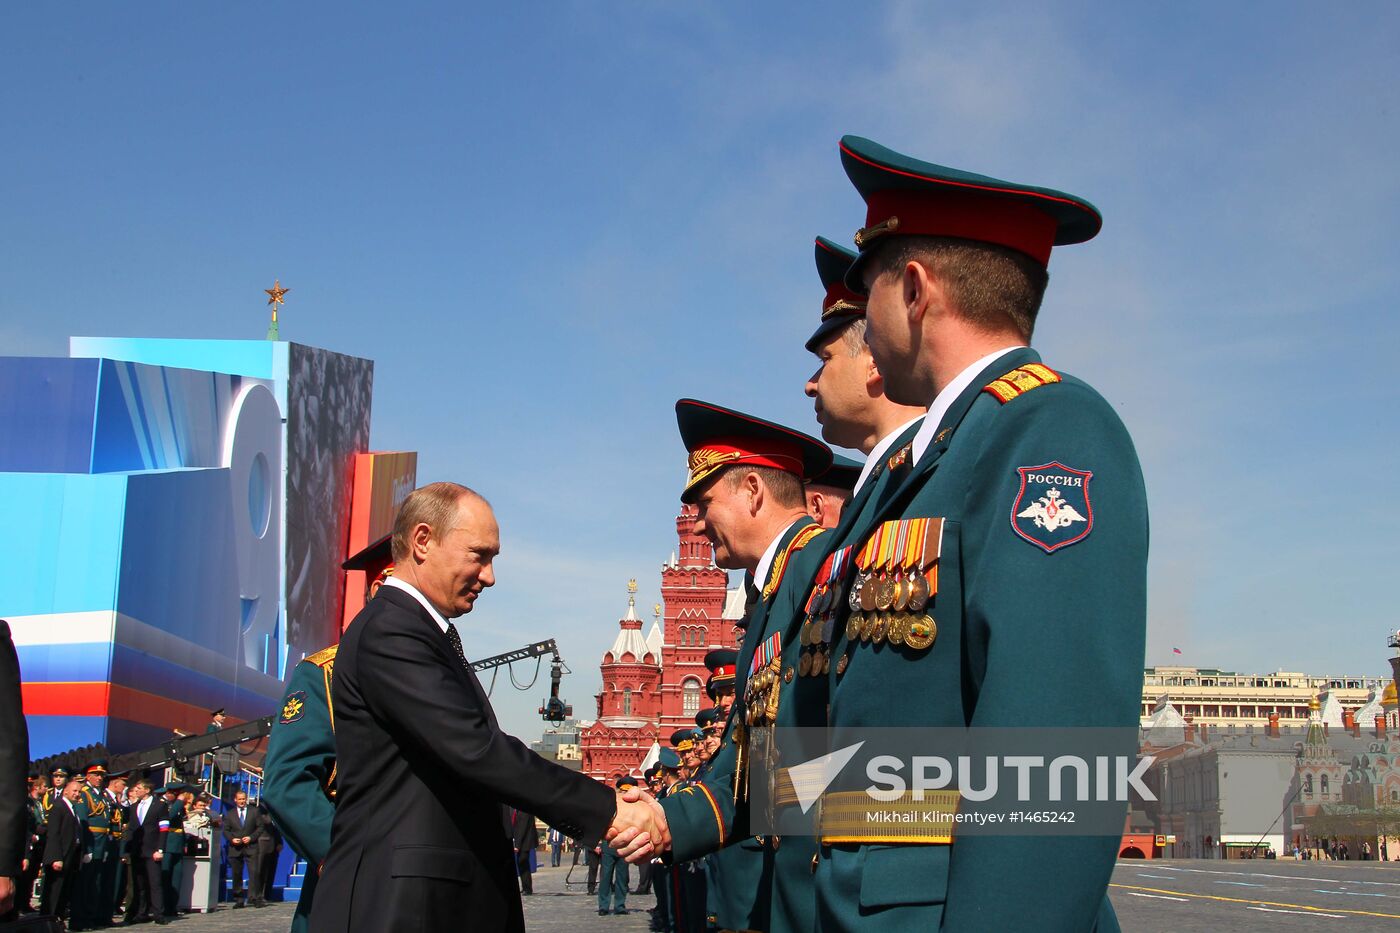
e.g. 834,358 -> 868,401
445,624 -> 471,672
742,572 -> 760,617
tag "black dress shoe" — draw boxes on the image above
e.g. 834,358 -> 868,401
613,908 -> 628,915
598,909 -> 609,915
232,901 -> 245,909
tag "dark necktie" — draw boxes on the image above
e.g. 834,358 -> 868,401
742,572 -> 760,617
446,624 -> 470,671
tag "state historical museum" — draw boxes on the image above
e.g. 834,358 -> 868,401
579,505 -> 745,781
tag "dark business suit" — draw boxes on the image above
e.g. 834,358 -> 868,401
309,585 -> 615,933
504,808 -> 539,895
0,621 -> 28,923
41,797 -> 84,919
223,803 -> 267,905
123,796 -> 168,922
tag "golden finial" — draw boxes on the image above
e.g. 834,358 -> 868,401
627,578 -> 637,607
264,279 -> 290,340
653,603 -> 662,621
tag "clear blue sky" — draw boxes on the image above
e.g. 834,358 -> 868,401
4,2 -> 1398,741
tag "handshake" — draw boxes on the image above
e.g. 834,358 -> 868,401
606,786 -> 673,864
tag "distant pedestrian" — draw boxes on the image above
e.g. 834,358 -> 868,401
548,827 -> 563,868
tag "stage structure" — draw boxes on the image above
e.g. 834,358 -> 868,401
0,337 -> 416,757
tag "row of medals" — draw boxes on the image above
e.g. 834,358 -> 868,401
745,661 -> 781,726
799,567 -> 938,677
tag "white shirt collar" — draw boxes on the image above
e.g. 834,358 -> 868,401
382,576 -> 451,634
910,346 -> 1025,465
753,517 -> 805,594
852,415 -> 925,498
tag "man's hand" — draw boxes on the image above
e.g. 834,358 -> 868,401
607,788 -> 670,864
153,850 -> 163,862
51,860 -> 62,871
0,876 -> 14,914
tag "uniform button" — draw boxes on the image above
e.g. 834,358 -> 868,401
810,853 -> 818,874
770,835 -> 780,851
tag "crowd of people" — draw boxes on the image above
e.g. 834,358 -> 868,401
10,760 -> 282,928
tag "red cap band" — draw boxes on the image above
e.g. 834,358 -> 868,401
862,188 -> 1058,266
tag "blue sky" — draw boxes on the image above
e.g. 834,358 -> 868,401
4,2 -> 1398,740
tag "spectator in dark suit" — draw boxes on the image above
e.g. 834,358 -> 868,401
122,778 -> 170,925
0,619 -> 29,921
504,808 -> 540,895
258,809 -> 282,904
222,790 -> 266,908
41,779 -> 85,922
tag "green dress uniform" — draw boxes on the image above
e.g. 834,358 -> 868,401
262,645 -> 339,933
159,791 -> 187,917
74,767 -> 116,928
806,137 -> 1148,932
658,398 -> 833,933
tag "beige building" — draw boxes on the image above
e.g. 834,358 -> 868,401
1141,666 -> 1389,729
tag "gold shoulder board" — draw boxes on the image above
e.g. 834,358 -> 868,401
983,363 -> 1060,404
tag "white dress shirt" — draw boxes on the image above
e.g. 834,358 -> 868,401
382,576 -> 451,634
909,346 -> 1025,465
852,414 -> 925,498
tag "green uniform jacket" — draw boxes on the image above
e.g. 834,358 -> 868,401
763,417 -> 923,933
815,348 -> 1147,932
162,799 -> 187,855
263,646 -> 338,933
662,515 -> 828,932
76,785 -> 114,860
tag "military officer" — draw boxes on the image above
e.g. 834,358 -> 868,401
804,454 -> 860,528
72,759 -> 115,930
156,784 -> 187,920
650,749 -> 684,933
262,642 -> 339,933
597,778 -> 634,916
703,648 -> 738,721
662,735 -> 708,933
619,400 -> 832,933
802,136 -> 1149,932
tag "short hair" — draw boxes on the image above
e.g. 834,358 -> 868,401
134,778 -> 155,792
721,465 -> 806,509
868,236 -> 1049,340
391,482 -> 484,562
837,317 -> 868,356
64,778 -> 83,790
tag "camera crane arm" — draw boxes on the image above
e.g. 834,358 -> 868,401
104,639 -> 573,777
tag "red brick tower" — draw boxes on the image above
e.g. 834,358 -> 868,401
578,507 -> 742,780
658,504 -> 737,736
578,581 -> 661,780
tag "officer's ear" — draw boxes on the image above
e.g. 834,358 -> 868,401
903,259 -> 944,325
865,353 -> 886,398
410,522 -> 435,561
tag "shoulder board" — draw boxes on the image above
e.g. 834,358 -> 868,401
982,363 -> 1061,404
304,644 -> 339,669
762,524 -> 827,601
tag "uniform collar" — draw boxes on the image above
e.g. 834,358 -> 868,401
753,516 -> 806,595
381,576 -> 452,634
853,414 -> 924,498
909,346 -> 1026,464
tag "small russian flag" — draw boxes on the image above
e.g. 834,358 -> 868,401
1172,647 -> 1182,655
